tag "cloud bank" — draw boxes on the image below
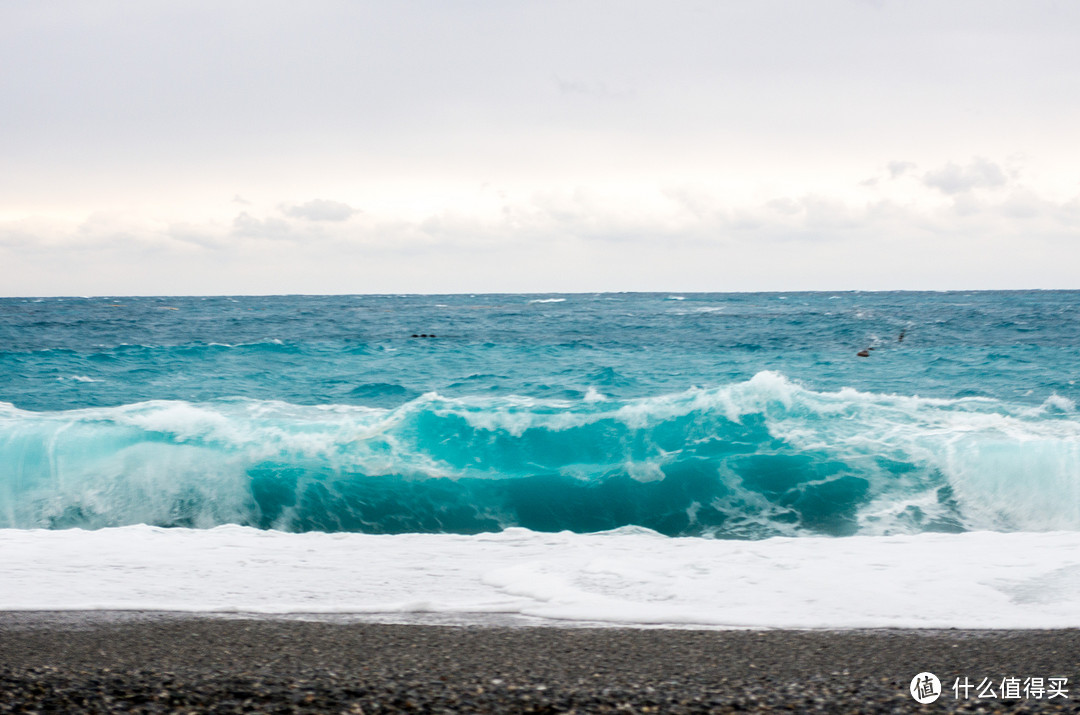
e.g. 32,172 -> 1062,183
2,1 -> 1079,294
3,157 -> 1078,295
282,200 -> 359,222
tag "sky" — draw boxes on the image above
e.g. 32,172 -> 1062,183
2,0 -> 1079,295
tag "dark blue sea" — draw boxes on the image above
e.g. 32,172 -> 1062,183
2,291 -> 1078,537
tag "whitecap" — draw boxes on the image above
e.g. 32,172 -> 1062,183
583,387 -> 607,403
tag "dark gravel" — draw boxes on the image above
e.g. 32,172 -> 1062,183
0,613 -> 1077,713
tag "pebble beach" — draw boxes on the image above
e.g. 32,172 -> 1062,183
2,614 -> 1078,713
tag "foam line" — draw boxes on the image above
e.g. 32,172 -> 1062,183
2,526 -> 1078,628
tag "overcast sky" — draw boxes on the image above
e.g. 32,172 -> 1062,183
2,0 -> 1079,295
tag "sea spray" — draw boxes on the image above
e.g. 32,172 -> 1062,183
3,373 -> 1078,535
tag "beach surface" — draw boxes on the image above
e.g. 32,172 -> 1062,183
1,613 -> 1077,713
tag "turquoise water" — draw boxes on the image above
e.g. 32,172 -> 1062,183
2,292 -> 1079,537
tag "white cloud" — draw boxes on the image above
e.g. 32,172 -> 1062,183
231,212 -> 298,241
282,199 -> 358,222
923,158 -> 1009,195
887,161 -> 917,179
4,163 -> 1079,295
553,76 -> 635,100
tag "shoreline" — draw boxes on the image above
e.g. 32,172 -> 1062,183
2,613 -> 1077,712
7,526 -> 1080,630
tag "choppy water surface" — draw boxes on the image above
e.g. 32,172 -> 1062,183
2,292 -> 1078,537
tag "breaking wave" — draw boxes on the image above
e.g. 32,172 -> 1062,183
2,372 -> 1078,537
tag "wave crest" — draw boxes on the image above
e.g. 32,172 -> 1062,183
2,372 -> 1078,537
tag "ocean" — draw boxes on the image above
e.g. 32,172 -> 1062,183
2,291 -> 1079,627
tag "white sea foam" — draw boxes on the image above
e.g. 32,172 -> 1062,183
1031,394 -> 1077,415
206,338 -> 285,348
1,526 -> 1078,628
528,298 -> 566,304
4,372 -> 1080,534
583,387 -> 607,403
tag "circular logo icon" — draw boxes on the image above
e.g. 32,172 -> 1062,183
910,672 -> 942,704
